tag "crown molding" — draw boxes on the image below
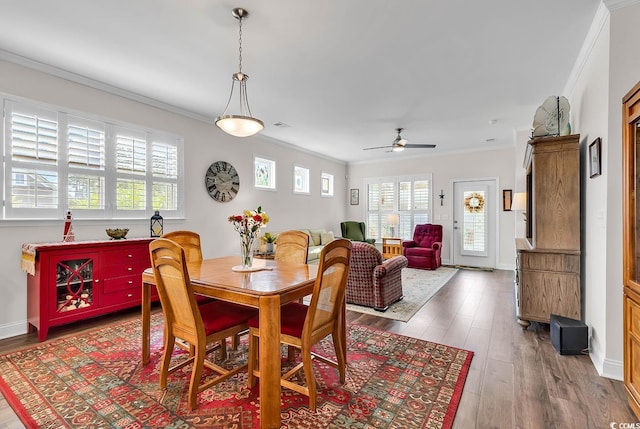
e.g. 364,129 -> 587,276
0,49 -> 213,124
603,0 -> 640,11
563,2 -> 610,97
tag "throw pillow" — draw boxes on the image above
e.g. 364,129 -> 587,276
309,229 -> 324,246
320,231 -> 334,245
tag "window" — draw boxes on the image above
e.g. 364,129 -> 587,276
293,165 -> 309,194
321,172 -> 334,197
364,174 -> 432,241
3,99 -> 183,220
254,156 -> 276,190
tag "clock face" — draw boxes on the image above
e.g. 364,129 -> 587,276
205,161 -> 239,202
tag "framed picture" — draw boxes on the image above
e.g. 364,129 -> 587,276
589,138 -> 602,178
350,188 -> 359,205
502,189 -> 513,211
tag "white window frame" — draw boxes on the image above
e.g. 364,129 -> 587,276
2,96 -> 184,220
254,155 -> 276,190
364,174 -> 433,242
321,172 -> 334,197
293,164 -> 310,195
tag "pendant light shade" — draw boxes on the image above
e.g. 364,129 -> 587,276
215,8 -> 263,138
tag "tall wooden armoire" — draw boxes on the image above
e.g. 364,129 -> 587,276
515,134 -> 581,328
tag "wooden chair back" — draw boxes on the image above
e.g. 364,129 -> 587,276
161,230 -> 203,262
149,238 -> 202,345
304,238 -> 352,342
275,230 -> 309,264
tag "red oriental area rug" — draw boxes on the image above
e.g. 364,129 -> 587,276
0,313 -> 472,428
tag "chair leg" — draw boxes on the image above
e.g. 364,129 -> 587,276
218,339 -> 227,359
160,333 -> 175,389
247,328 -> 258,388
232,333 -> 241,350
287,345 -> 296,361
333,329 -> 346,383
188,341 -> 206,410
301,346 -> 317,412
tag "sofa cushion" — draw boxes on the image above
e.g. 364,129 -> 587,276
307,246 -> 323,261
308,229 -> 324,246
320,231 -> 334,245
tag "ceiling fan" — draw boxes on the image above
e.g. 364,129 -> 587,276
363,128 -> 436,152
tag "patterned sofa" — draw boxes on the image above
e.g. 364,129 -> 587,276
346,242 -> 408,311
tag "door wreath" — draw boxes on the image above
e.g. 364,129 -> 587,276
464,192 -> 485,213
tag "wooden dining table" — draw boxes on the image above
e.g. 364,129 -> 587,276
141,256 -> 328,429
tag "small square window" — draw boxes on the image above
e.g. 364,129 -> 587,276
254,156 -> 276,190
293,165 -> 310,194
321,172 -> 334,197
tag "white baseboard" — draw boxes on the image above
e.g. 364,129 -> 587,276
590,340 -> 624,381
0,319 -> 28,341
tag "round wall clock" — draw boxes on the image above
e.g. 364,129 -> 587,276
205,161 -> 239,202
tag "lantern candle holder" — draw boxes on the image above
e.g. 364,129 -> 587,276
150,210 -> 163,237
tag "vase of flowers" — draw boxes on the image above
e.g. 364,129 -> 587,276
228,206 -> 269,269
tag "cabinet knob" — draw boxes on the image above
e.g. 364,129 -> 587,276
128,254 -> 133,258
127,293 -> 133,298
128,280 -> 133,284
127,267 -> 133,271
94,279 -> 100,283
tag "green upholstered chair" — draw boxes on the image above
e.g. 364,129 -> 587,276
340,221 -> 376,245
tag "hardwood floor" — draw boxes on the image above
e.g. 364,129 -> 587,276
0,268 -> 635,428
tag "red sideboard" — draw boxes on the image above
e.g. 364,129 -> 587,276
25,238 -> 157,341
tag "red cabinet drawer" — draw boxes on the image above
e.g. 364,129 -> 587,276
102,287 -> 141,307
102,274 -> 140,293
102,246 -> 150,267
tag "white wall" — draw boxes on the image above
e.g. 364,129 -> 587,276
565,5 -> 613,377
564,1 -> 640,380
0,60 -> 347,340
346,147 -> 517,269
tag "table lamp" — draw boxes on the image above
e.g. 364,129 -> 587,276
387,213 -> 399,237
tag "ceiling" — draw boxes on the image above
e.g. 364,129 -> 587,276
0,0 -> 603,163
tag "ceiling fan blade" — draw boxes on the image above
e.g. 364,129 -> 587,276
404,144 -> 436,149
363,145 -> 393,151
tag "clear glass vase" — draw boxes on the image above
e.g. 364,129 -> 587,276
240,234 -> 255,268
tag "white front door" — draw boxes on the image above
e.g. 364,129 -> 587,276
452,179 -> 497,268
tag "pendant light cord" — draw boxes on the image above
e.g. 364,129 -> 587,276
238,14 -> 243,74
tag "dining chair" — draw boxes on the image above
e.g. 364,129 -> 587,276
149,238 -> 257,410
161,230 -> 203,262
247,238 -> 352,411
160,230 -> 233,355
274,230 -> 309,264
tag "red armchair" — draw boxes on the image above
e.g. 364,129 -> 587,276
402,224 -> 443,270
346,242 -> 408,311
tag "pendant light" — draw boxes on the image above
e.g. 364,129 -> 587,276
215,7 -> 264,137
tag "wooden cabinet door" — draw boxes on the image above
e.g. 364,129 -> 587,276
623,80 -> 640,419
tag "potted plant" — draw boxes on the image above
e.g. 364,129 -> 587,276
261,232 -> 277,253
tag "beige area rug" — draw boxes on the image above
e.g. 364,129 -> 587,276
346,266 -> 459,322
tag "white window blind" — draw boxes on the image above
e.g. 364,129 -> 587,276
365,174 -> 432,241
3,98 -> 183,220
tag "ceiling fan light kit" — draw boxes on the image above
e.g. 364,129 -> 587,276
363,128 -> 436,152
215,7 -> 264,138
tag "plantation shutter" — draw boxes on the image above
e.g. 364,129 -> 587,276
67,117 -> 106,213
151,140 -> 179,211
364,174 -> 432,241
5,101 -> 60,217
